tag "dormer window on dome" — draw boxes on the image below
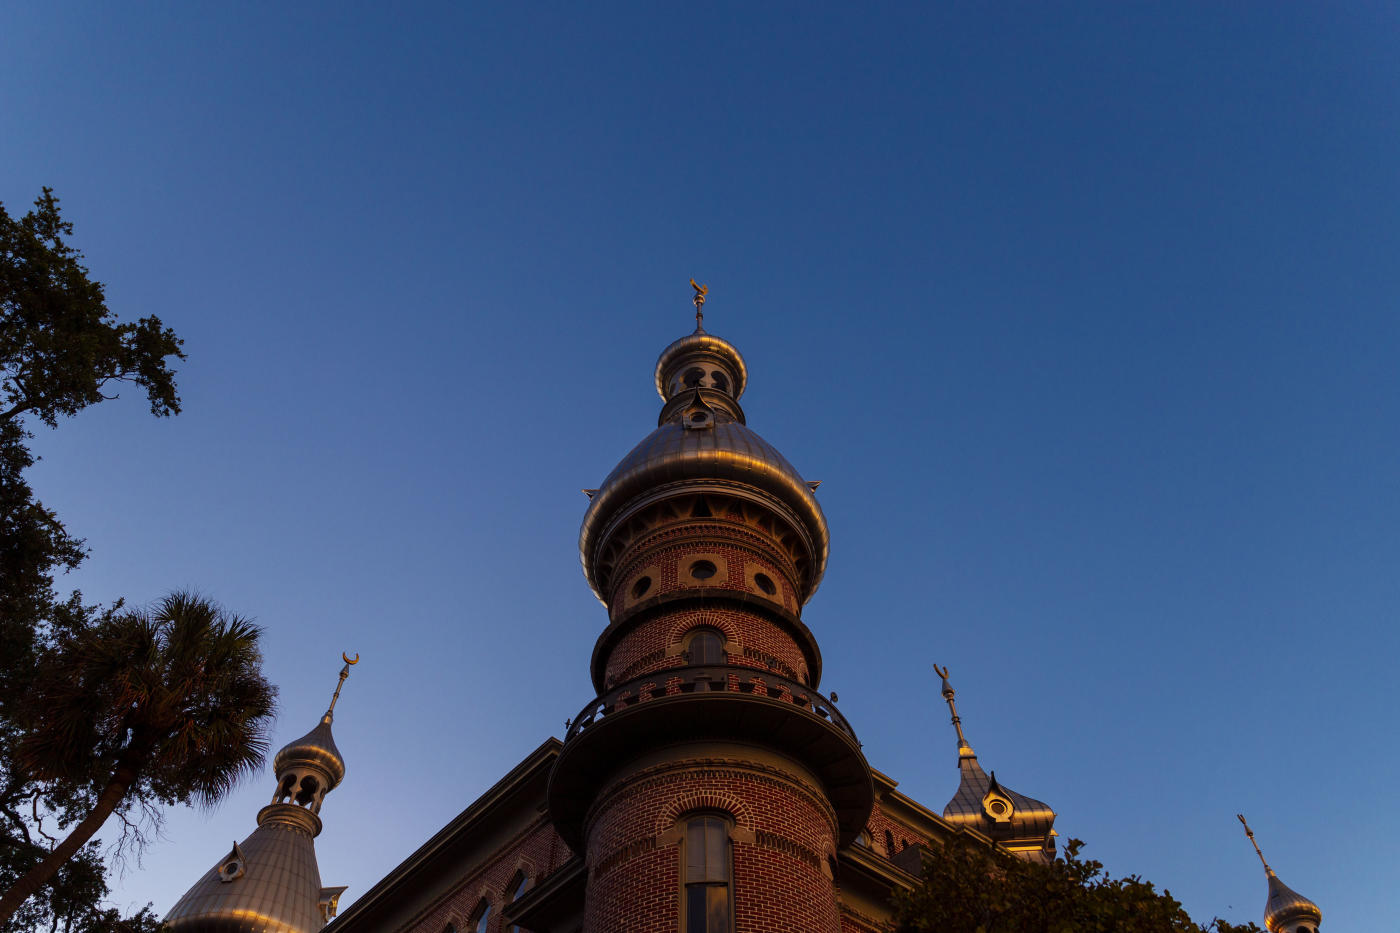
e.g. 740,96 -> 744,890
981,774 -> 1015,824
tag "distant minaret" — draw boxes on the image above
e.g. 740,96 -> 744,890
934,664 -> 1057,861
165,655 -> 359,932
1238,815 -> 1322,933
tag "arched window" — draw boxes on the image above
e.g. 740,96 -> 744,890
683,815 -> 732,933
884,830 -> 895,856
470,900 -> 491,933
506,872 -> 532,933
685,628 -> 725,666
295,775 -> 319,807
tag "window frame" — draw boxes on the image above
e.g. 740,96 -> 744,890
679,813 -> 735,933
683,627 -> 726,667
469,899 -> 492,933
505,870 -> 532,933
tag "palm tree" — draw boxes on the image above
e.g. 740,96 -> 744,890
0,592 -> 277,925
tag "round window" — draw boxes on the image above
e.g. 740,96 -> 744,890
753,572 -> 776,595
988,800 -> 1007,816
690,560 -> 717,580
631,576 -> 652,599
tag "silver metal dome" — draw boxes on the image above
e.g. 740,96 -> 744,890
579,417 -> 829,604
1265,872 -> 1322,932
273,715 -> 345,790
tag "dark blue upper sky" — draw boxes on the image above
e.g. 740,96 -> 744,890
3,3 -> 1396,927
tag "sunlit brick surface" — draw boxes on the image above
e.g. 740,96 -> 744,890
583,755 -> 842,933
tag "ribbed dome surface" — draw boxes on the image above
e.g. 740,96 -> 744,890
165,820 -> 325,933
273,717 -> 345,789
579,418 -> 828,603
942,752 -> 1056,841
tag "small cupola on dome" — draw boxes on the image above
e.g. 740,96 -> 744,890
653,279 -> 748,403
1238,815 -> 1323,933
271,653 -> 357,814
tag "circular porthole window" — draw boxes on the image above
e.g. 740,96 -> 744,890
753,572 -> 776,595
631,576 -> 652,599
690,560 -> 717,580
988,800 -> 1008,816
690,411 -> 708,424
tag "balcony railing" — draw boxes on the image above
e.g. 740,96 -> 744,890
564,665 -> 857,745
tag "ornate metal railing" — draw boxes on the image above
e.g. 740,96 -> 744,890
563,665 -> 857,745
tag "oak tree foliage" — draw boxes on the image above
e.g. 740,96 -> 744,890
892,837 -> 1263,933
0,189 -> 269,931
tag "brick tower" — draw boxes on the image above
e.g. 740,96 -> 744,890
549,286 -> 873,933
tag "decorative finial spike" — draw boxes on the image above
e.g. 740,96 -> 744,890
690,278 -> 708,331
1237,814 -> 1274,875
326,652 -> 359,720
933,662 -> 972,751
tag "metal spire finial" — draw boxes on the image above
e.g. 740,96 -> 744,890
933,663 -> 972,751
326,652 -> 359,720
690,278 -> 708,331
1237,814 -> 1275,876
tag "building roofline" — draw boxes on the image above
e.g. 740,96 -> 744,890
327,737 -> 561,931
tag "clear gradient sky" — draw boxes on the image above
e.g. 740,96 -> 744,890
3,3 -> 1397,929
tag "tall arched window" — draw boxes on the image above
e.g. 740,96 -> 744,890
685,628 -> 725,666
470,900 -> 491,933
506,871 -> 532,933
683,815 -> 732,933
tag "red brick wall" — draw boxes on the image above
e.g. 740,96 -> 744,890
583,753 -> 842,933
403,819 -> 571,933
603,605 -> 811,688
864,798 -> 935,859
608,521 -> 802,620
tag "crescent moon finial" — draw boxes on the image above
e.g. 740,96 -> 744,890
327,653 -> 358,717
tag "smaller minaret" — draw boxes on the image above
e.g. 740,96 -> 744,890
165,655 -> 359,933
934,664 -> 1056,861
1238,814 -> 1322,933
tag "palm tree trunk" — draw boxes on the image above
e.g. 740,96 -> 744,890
0,759 -> 139,926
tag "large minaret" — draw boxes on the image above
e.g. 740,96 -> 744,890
1238,815 -> 1322,933
549,285 -> 872,933
934,664 -> 1056,861
165,655 -> 358,932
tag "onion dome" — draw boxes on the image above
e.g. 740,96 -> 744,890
1264,873 -> 1323,933
1239,815 -> 1323,933
934,665 -> 1056,858
580,312 -> 829,606
274,715 -> 346,791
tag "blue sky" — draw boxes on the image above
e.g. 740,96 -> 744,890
3,3 -> 1397,928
